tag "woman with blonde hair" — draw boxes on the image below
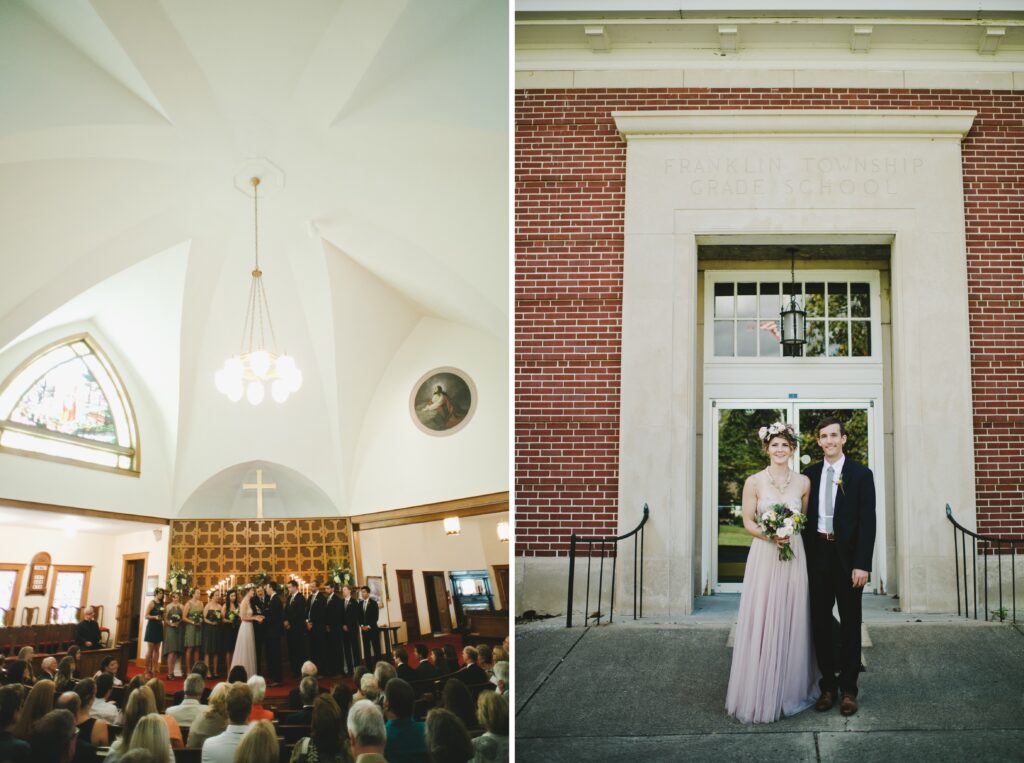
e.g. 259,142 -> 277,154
11,678 -> 54,739
186,682 -> 229,749
108,685 -> 161,757
125,714 -> 172,763
235,719 -> 279,763
471,691 -> 509,763
55,656 -> 76,693
145,678 -> 184,748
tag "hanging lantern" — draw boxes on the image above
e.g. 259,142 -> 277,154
780,247 -> 806,357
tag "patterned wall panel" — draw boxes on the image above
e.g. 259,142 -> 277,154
168,518 -> 353,593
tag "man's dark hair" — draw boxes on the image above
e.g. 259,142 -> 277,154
191,661 -> 209,678
394,645 -> 408,664
0,685 -> 20,727
385,678 -> 415,720
99,656 -> 114,671
287,580 -> 298,589
226,683 -> 253,725
314,578 -> 322,586
30,709 -> 77,761
267,581 -> 278,593
95,671 -> 114,698
360,586 -> 371,594
414,643 -> 429,660
325,580 -> 336,591
816,417 -> 847,437
74,678 -> 96,705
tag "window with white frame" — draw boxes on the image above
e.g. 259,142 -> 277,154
711,278 -> 874,358
0,567 -> 20,626
51,569 -> 87,624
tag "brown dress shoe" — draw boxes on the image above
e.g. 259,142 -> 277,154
815,690 -> 835,711
839,693 -> 858,716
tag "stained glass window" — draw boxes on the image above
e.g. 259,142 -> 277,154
52,571 -> 86,624
0,335 -> 138,472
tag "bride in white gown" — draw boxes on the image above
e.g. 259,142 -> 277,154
230,586 -> 263,678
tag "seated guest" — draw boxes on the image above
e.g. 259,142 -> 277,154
491,646 -> 507,665
288,661 -> 319,709
55,657 -> 76,694
172,663 -> 211,705
66,646 -> 82,678
72,678 -> 110,747
440,680 -> 477,732
39,656 -> 58,682
475,645 -> 494,677
455,648 -> 487,686
75,607 -> 102,649
95,656 -> 123,687
356,675 -> 380,705
91,673 -> 123,725
470,692 -> 508,763
375,661 -> 396,695
123,714 -> 171,763
29,709 -> 79,763
13,678 -> 55,740
348,700 -> 387,763
7,660 -> 33,688
394,646 -> 416,682
108,686 -> 171,759
15,646 -> 34,665
383,678 -> 428,763
226,666 -> 247,684
234,719 -> 278,763
429,649 -> 449,676
145,678 -> 184,749
332,683 -> 354,717
291,695 -> 350,763
54,692 -> 97,763
199,682 -> 251,763
442,645 -> 460,673
352,667 -> 368,695
0,685 -> 31,762
413,645 -> 439,680
185,683 -> 229,750
167,673 -> 206,727
424,708 -> 473,763
490,662 -> 509,697
246,675 -> 274,722
285,676 -> 319,725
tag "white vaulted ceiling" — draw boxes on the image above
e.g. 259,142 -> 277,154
0,0 -> 509,519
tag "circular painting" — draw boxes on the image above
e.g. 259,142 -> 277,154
410,367 -> 477,436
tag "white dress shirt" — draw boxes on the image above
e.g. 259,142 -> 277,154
307,591 -> 318,623
817,454 -> 846,534
90,696 -> 122,725
167,697 -> 205,726
201,723 -> 249,763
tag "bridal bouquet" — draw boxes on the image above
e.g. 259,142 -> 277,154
168,611 -> 181,624
189,610 -> 203,625
207,610 -> 222,623
758,502 -> 807,562
225,610 -> 239,623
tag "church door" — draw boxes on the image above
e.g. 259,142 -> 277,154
395,570 -> 421,640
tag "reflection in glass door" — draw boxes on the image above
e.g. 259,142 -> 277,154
711,401 -> 876,592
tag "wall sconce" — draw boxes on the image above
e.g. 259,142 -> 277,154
497,521 -> 510,543
443,517 -> 461,536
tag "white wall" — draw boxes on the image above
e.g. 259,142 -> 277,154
357,511 -> 509,639
2,524 -> 168,660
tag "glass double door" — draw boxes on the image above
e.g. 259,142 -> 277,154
710,400 -> 874,592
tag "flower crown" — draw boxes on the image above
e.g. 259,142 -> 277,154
758,422 -> 796,443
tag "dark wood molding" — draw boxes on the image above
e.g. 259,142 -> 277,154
351,492 -> 509,532
0,496 -> 169,526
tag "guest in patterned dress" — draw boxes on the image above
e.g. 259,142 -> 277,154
184,589 -> 204,673
163,591 -> 185,678
143,589 -> 166,676
203,590 -> 225,678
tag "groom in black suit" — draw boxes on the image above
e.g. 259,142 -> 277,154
802,417 -> 876,717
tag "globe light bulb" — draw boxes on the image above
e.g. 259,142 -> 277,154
288,368 -> 303,393
250,350 -> 271,377
214,368 -> 229,394
271,378 -> 290,403
276,355 -> 296,377
246,380 -> 265,405
226,380 -> 244,402
225,356 -> 243,379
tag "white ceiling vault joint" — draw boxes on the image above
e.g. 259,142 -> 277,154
850,26 -> 873,54
978,27 -> 1005,55
584,25 -> 610,52
718,25 -> 738,53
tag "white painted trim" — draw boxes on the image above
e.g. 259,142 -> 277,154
614,110 -> 977,139
518,2 -> 1024,14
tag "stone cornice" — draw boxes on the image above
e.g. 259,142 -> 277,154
612,109 -> 978,140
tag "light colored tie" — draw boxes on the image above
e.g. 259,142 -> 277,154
825,465 -> 835,534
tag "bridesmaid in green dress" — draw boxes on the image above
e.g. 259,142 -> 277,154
184,589 -> 204,673
163,591 -> 184,678
202,591 -> 224,678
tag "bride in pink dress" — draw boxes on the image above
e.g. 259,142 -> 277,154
230,587 -> 263,678
726,422 -> 820,723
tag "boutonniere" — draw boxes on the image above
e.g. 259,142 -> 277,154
836,474 -> 845,495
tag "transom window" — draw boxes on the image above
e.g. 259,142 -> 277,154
0,334 -> 139,473
712,279 -> 873,358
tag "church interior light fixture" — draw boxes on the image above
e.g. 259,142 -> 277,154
497,521 -> 509,543
214,176 -> 303,405
443,517 -> 461,536
780,247 -> 807,357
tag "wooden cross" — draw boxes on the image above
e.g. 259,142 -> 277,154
242,469 -> 276,519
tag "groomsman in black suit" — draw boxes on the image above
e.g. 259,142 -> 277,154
358,585 -> 381,669
263,582 -> 284,686
306,579 -> 327,672
251,585 -> 268,675
324,581 -> 344,676
283,580 -> 307,680
341,585 -> 360,676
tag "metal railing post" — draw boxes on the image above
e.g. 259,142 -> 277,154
566,533 -> 577,628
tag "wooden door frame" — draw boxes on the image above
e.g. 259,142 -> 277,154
0,563 -> 25,626
46,565 -> 92,624
421,571 -> 451,635
116,553 -> 148,645
491,564 -> 509,611
394,569 -> 421,641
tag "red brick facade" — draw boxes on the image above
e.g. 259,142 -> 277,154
515,88 -> 1024,556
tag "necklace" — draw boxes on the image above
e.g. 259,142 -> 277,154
765,467 -> 792,492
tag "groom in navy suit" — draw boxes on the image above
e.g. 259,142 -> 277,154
802,417 -> 875,717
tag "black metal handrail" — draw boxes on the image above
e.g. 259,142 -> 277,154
947,504 -> 1022,623
566,504 -> 649,628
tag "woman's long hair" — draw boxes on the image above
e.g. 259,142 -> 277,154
234,719 -> 278,763
12,679 -> 55,739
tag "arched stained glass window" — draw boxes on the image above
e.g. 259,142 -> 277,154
0,334 -> 139,473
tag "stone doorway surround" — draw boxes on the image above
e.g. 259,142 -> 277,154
616,110 -> 977,616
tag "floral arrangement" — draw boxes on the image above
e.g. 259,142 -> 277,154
188,610 -> 203,625
758,421 -> 796,444
757,502 -> 807,561
225,610 -> 239,623
251,570 -> 273,587
207,609 -> 221,623
167,567 -> 192,594
167,611 -> 181,624
328,561 -> 354,588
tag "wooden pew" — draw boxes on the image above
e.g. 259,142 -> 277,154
460,610 -> 508,647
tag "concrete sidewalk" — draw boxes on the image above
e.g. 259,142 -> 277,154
515,596 -> 1024,762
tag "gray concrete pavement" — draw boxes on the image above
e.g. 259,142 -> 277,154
515,598 -> 1024,762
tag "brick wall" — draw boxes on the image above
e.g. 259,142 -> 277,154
515,88 -> 1024,556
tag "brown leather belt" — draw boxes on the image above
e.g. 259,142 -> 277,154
817,531 -> 836,542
